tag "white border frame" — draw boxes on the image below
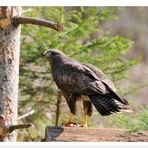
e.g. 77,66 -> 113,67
0,1 -> 148,147
1,142 -> 148,148
0,0 -> 148,6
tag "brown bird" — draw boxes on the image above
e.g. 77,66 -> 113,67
43,49 -> 132,127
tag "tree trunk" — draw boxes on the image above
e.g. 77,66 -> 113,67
0,6 -> 21,141
0,6 -> 62,141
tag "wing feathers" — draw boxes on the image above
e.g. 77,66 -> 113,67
88,94 -> 131,116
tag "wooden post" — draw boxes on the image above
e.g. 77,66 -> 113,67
45,126 -> 148,142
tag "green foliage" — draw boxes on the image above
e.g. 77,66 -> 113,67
110,106 -> 148,132
19,7 -> 139,141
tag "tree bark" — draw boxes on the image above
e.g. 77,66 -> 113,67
0,6 -> 21,141
0,6 -> 62,141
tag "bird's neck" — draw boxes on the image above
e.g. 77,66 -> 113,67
49,56 -> 71,71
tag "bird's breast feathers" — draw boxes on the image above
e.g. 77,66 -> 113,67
52,63 -> 107,95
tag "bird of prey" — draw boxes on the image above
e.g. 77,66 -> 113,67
43,49 -> 132,127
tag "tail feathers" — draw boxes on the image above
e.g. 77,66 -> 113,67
114,100 -> 133,113
88,94 -> 132,116
102,82 -> 129,105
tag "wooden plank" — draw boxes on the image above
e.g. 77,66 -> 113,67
45,126 -> 129,142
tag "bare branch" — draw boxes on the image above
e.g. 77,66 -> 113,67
12,16 -> 63,32
18,110 -> 35,120
7,123 -> 31,133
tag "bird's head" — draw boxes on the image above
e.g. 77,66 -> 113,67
43,49 -> 65,58
43,49 -> 68,65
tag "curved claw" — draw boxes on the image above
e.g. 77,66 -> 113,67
63,122 -> 80,127
63,122 -> 88,128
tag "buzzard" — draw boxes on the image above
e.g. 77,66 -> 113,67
43,49 -> 132,127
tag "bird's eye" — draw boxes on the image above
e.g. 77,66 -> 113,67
51,52 -> 59,56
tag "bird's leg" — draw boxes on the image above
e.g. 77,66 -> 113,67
64,94 -> 82,127
82,100 -> 93,127
82,108 -> 88,127
64,113 -> 78,127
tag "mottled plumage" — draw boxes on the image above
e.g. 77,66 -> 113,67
43,49 -> 132,126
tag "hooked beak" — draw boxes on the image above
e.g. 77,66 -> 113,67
43,51 -> 48,57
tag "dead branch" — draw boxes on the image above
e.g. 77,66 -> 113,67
7,123 -> 31,133
18,110 -> 35,120
12,16 -> 63,32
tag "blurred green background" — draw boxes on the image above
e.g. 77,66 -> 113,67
18,7 -> 148,141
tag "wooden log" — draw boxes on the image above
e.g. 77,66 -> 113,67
45,126 -> 148,142
45,126 -> 129,142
